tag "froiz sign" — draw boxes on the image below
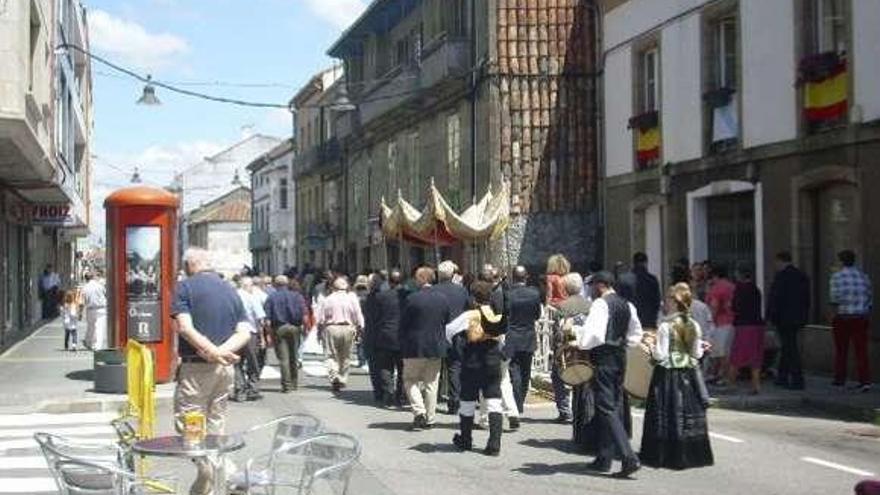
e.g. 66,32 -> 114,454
32,204 -> 72,225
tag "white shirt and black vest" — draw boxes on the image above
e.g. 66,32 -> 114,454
574,291 -> 643,354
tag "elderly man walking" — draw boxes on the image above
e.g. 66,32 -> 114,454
400,267 -> 451,430
233,276 -> 267,401
264,275 -> 307,393
434,260 -> 470,415
80,270 -> 108,350
315,277 -> 364,392
171,248 -> 251,495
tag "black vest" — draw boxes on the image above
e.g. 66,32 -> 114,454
603,293 -> 631,347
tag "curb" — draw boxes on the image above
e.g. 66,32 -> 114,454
530,373 -> 880,425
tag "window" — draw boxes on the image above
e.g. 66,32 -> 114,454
279,178 -> 289,210
446,114 -> 461,194
446,0 -> 467,37
387,141 -> 398,197
809,0 -> 848,55
705,15 -> 740,152
407,132 -> 421,202
639,48 -> 659,112
713,17 -> 737,90
28,2 -> 40,92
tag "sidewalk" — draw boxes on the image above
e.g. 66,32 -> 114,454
533,371 -> 880,425
0,318 -> 175,414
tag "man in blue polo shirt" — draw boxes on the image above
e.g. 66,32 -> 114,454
171,247 -> 251,495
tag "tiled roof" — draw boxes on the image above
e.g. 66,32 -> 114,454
188,187 -> 251,224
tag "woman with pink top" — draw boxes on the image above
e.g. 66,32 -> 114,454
705,263 -> 736,384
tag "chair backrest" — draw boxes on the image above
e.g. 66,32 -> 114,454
271,433 -> 361,495
270,413 -> 323,451
34,433 -> 124,495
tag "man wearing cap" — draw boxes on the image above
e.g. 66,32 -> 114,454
315,277 -> 365,391
264,275 -> 307,393
574,271 -> 643,479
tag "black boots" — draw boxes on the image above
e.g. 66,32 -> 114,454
453,415 -> 473,451
484,412 -> 503,456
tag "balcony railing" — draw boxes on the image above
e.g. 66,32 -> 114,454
292,138 -> 342,178
249,231 -> 271,250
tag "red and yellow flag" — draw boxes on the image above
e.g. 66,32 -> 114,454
637,127 -> 661,165
804,63 -> 848,122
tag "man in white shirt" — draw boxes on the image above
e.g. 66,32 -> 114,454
80,271 -> 108,350
234,277 -> 266,401
574,271 -> 643,479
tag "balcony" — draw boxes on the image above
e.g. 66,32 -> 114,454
249,231 -> 271,250
292,138 -> 342,179
419,36 -> 470,91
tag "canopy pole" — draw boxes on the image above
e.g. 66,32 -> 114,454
433,225 -> 440,267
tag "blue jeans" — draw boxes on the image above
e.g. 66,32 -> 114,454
550,363 -> 571,416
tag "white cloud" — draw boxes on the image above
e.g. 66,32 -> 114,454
303,0 -> 367,31
89,140 -> 224,240
88,9 -> 189,71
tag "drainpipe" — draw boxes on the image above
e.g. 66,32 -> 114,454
590,1 -> 607,268
469,0 -> 478,202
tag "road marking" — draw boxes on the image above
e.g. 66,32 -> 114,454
0,477 -> 57,493
0,425 -> 114,439
0,412 -> 116,428
0,356 -> 91,362
801,457 -> 876,477
0,456 -> 47,469
709,432 -> 745,443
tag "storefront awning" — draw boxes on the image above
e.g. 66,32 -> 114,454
381,180 -> 510,247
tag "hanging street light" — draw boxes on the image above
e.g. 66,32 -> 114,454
130,167 -> 143,183
137,75 -> 161,106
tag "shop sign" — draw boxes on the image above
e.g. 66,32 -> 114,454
31,204 -> 73,225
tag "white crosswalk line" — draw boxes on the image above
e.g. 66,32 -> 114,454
709,432 -> 745,443
801,457 -> 876,477
0,412 -> 116,428
0,411 -> 123,493
0,425 -> 114,439
0,477 -> 57,493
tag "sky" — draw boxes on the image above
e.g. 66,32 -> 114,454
86,0 -> 368,240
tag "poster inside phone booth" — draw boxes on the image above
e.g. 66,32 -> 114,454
105,186 -> 179,383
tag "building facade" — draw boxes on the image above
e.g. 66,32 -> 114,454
0,0 -> 93,348
173,133 -> 281,258
600,0 -> 880,379
187,187 -> 252,276
247,138 -> 295,275
291,67 -> 346,270
328,0 -> 601,274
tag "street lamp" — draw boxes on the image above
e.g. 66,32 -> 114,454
136,75 -> 161,106
130,167 -> 143,183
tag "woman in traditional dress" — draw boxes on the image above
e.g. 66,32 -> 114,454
640,283 -> 714,470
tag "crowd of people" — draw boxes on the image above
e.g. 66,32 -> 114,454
164,245 -> 872,490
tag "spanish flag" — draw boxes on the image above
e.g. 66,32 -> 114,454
637,127 -> 661,165
804,62 -> 848,122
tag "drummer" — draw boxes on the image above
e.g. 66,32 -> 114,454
550,273 -> 592,423
573,271 -> 644,479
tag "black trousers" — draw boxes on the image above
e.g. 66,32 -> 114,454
591,347 -> 635,462
776,325 -> 804,385
371,348 -> 403,402
234,333 -> 260,395
447,336 -> 464,406
507,351 -> 533,414
461,362 -> 503,402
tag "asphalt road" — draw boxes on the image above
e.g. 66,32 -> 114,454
242,361 -> 880,495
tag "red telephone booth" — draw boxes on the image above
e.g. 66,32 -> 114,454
104,186 -> 179,383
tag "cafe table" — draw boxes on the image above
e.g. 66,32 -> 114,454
133,434 -> 245,495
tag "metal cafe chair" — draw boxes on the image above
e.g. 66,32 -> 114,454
244,433 -> 361,495
55,457 -> 178,495
34,432 -> 176,494
227,413 -> 323,494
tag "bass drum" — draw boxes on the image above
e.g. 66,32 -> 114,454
559,346 -> 594,386
624,344 -> 654,400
